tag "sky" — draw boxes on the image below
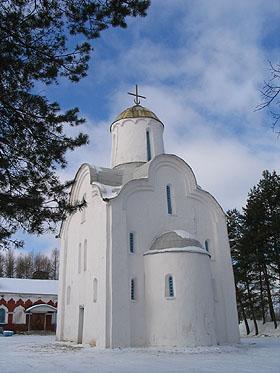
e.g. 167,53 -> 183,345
19,0 -> 280,254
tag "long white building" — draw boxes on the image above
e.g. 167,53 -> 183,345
57,95 -> 240,348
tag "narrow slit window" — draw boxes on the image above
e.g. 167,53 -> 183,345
205,240 -> 209,252
168,276 -> 174,297
129,232 -> 134,253
84,239 -> 87,271
165,274 -> 175,298
78,243 -> 82,274
146,130 -> 152,161
166,185 -> 173,215
130,278 -> 136,301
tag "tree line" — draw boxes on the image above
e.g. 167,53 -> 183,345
227,170 -> 280,335
0,248 -> 59,280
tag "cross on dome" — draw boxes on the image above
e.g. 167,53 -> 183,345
128,84 -> 146,105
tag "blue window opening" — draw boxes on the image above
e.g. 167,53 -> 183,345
168,276 -> 174,297
0,308 -> 6,324
166,185 -> 173,215
131,279 -> 135,301
205,240 -> 209,252
146,130 -> 152,161
129,232 -> 134,253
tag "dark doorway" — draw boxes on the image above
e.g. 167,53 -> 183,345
77,306 -> 84,344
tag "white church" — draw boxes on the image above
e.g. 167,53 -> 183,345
57,87 -> 240,348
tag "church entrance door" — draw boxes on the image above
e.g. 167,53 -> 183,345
77,306 -> 84,344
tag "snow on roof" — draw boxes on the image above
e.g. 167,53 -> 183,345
0,277 -> 58,296
93,182 -> 122,199
25,304 -> 57,313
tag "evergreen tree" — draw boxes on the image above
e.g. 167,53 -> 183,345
227,170 -> 280,331
244,170 -> 280,328
0,0 -> 150,249
227,209 -> 259,335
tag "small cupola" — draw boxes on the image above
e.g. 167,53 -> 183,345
110,86 -> 165,169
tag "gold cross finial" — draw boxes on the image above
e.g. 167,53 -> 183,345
128,84 -> 146,105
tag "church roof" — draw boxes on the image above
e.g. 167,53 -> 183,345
0,277 -> 58,296
112,105 -> 163,126
150,231 -> 203,251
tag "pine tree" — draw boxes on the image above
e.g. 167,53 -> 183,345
244,170 -> 280,328
0,0 -> 150,249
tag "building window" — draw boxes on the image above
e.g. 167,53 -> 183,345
129,232 -> 135,253
166,185 -> 173,215
0,308 -> 6,324
130,278 -> 136,301
93,278 -> 98,303
84,239 -> 87,271
165,274 -> 175,298
13,306 -> 26,324
66,286 -> 71,305
78,243 -> 82,274
205,239 -> 209,252
146,130 -> 152,161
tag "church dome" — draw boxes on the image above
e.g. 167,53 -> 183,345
150,231 -> 203,251
112,105 -> 163,125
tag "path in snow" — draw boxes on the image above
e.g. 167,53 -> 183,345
0,335 -> 279,373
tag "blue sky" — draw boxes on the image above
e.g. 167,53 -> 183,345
18,0 -> 280,254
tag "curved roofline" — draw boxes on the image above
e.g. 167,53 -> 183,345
144,247 -> 211,257
110,104 -> 164,131
25,304 -> 57,313
108,154 -> 225,216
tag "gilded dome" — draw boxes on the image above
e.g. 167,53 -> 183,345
112,105 -> 163,126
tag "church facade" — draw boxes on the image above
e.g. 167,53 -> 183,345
57,95 -> 240,348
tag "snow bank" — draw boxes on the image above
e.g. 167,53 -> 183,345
0,335 -> 280,373
239,320 -> 280,337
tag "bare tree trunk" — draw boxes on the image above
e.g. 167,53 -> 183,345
259,267 -> 266,324
263,264 -> 277,329
245,279 -> 258,335
240,298 -> 250,335
235,285 -> 250,335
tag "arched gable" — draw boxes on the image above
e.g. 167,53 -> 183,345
115,154 -> 225,220
60,163 -> 103,238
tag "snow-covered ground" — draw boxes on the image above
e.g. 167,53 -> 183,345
240,320 -> 280,338
0,335 -> 279,373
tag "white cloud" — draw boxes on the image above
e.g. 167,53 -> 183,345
64,0 -> 280,209
18,0 -> 280,252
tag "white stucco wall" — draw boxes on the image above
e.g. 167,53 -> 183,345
111,117 -> 164,168
58,123 -> 239,348
144,248 -> 216,347
57,165 -> 108,347
108,155 -> 239,347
